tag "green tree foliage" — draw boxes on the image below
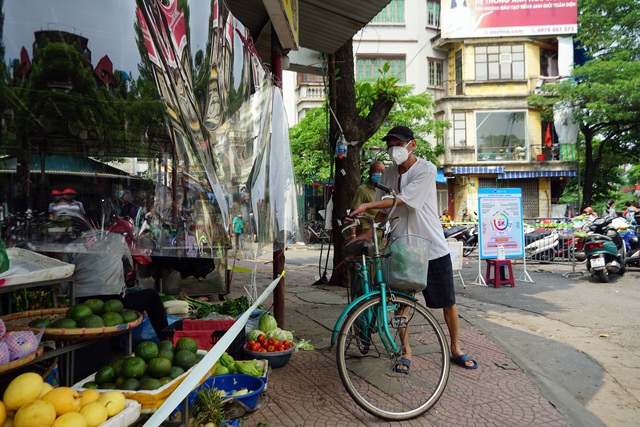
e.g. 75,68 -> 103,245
529,0 -> 640,209
289,82 -> 447,186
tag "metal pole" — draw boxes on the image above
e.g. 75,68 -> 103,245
271,26 -> 286,328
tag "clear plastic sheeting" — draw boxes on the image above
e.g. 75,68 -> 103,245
0,0 -> 299,269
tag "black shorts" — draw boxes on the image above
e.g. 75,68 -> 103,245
421,254 -> 455,309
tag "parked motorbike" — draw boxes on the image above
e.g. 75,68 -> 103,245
524,224 -> 559,261
443,224 -> 478,256
583,217 -> 626,282
615,218 -> 640,267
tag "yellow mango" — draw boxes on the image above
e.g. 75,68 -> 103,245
3,373 -> 44,411
13,399 -> 56,427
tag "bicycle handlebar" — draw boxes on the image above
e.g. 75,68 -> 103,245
341,183 -> 398,255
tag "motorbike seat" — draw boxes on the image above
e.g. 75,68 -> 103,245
524,230 -> 553,245
443,225 -> 466,238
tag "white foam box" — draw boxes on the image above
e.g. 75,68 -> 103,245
99,399 -> 141,427
73,351 -> 215,414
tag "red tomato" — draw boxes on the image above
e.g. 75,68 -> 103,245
266,338 -> 275,346
247,340 -> 256,347
274,343 -> 284,352
258,348 -> 267,353
267,345 -> 276,352
282,340 -> 292,349
257,334 -> 266,343
250,343 -> 261,352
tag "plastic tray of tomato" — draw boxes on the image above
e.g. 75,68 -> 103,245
245,335 -> 294,353
243,335 -> 295,369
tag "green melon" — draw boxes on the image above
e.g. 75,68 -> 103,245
135,341 -> 159,363
121,356 -> 146,379
168,366 -> 185,380
94,365 -> 115,385
66,304 -> 93,322
158,340 -> 174,353
101,312 -> 124,327
28,318 -> 51,328
120,378 -> 141,391
84,298 -> 104,315
52,318 -> 77,328
157,349 -> 174,364
121,310 -> 138,324
102,299 -> 125,314
78,314 -> 104,328
139,377 -> 162,390
175,337 -> 198,354
147,357 -> 172,379
174,349 -> 197,371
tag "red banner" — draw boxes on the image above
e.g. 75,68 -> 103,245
441,0 -> 577,39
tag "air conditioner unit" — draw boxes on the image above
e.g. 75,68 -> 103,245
499,53 -> 512,64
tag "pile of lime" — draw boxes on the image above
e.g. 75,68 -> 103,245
83,337 -> 203,391
28,299 -> 138,329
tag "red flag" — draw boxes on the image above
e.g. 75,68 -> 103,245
545,123 -> 553,147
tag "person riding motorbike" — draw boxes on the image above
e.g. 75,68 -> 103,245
583,206 -> 597,222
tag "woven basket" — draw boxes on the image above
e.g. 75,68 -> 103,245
0,345 -> 44,374
1,308 -> 143,341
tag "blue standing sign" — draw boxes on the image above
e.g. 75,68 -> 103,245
478,188 -> 524,259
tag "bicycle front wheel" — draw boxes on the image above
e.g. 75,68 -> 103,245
336,294 -> 450,421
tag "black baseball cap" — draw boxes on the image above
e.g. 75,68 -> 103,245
382,125 -> 414,142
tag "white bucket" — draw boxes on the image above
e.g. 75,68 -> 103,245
497,245 -> 505,260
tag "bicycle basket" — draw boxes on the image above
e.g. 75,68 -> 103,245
383,235 -> 431,293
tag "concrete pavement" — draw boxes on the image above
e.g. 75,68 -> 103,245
222,245 -> 619,426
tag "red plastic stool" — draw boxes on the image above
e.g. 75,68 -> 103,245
485,259 -> 515,288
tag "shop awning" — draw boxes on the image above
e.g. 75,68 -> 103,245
498,171 -> 576,179
453,166 -> 504,175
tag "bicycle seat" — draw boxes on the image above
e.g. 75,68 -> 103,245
345,240 -> 375,257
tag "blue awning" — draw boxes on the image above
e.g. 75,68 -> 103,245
498,171 -> 576,179
453,166 -> 504,175
436,168 -> 446,184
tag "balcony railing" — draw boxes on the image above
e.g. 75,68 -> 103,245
433,78 -> 553,100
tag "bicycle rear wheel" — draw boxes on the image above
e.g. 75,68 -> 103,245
336,294 -> 449,421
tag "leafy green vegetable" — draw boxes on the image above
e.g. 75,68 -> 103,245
266,328 -> 294,342
246,329 -> 265,341
295,339 -> 315,351
181,294 -> 252,318
259,314 -> 278,333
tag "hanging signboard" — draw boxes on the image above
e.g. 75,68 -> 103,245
478,188 -> 524,259
441,0 -> 578,39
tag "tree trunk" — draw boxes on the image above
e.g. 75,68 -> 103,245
326,39 -> 395,285
581,126 -> 595,209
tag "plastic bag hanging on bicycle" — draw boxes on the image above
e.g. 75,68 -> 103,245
383,234 -> 431,293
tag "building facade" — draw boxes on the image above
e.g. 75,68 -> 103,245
284,0 -> 577,220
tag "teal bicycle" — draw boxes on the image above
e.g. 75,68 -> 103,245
331,184 -> 450,421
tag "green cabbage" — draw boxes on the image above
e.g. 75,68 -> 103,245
266,328 -> 294,342
246,329 -> 265,342
258,314 -> 278,333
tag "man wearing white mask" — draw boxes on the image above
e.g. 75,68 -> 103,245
351,125 -> 477,372
350,161 -> 386,238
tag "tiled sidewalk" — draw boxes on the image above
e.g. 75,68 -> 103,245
238,267 -> 568,427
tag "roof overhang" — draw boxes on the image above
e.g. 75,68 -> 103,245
228,0 -> 391,72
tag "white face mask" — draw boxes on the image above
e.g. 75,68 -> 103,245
387,143 -> 410,165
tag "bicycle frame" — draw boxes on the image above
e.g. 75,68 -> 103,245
330,185 -> 411,354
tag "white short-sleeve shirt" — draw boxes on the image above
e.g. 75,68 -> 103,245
376,158 -> 450,260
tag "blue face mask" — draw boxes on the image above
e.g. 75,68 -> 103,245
371,173 -> 382,183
